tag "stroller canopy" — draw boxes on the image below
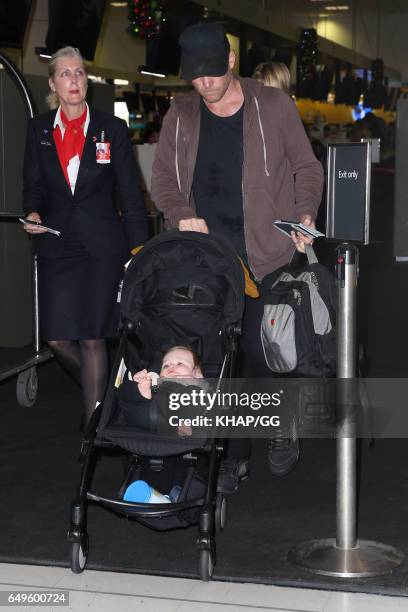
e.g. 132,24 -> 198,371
120,231 -> 245,372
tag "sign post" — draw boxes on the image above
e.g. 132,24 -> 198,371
288,142 -> 404,577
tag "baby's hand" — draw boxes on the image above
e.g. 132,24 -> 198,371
178,423 -> 192,437
133,369 -> 153,399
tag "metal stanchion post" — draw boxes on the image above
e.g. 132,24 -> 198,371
288,243 -> 404,577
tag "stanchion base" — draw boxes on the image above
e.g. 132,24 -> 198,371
288,538 -> 405,578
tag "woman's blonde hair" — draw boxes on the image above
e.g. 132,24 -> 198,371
252,61 -> 291,95
46,46 -> 87,109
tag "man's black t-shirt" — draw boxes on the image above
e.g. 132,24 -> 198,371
192,99 -> 247,262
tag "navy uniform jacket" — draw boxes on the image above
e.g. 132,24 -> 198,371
23,107 -> 148,258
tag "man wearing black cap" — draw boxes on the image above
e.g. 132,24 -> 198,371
151,22 -> 324,492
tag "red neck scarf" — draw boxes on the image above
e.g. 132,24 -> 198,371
53,107 -> 87,186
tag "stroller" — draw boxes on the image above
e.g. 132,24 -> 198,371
67,230 -> 245,581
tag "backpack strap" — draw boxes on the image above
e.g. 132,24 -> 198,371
305,243 -> 318,264
290,244 -> 318,267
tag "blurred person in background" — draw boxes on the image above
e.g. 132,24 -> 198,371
252,61 -> 291,95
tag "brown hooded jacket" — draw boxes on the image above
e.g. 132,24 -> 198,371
151,77 -> 324,280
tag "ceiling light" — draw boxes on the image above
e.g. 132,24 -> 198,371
110,2 -> 128,7
35,46 -> 52,58
88,75 -> 107,83
114,79 -> 130,85
138,65 -> 166,78
324,5 -> 350,10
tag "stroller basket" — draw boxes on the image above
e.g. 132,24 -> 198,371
86,494 -> 206,531
86,492 -> 203,517
82,436 -> 218,531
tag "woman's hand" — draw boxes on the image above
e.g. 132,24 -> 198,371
291,214 -> 315,254
23,212 -> 47,235
133,369 -> 153,399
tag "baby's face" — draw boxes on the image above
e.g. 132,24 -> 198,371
160,348 -> 202,379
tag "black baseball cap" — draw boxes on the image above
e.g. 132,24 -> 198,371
179,22 -> 230,81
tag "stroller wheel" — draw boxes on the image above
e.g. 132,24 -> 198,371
16,367 -> 38,408
214,494 -> 228,534
70,537 -> 88,574
199,548 -> 214,581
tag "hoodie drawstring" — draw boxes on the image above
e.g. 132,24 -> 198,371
175,116 -> 182,191
254,96 -> 270,177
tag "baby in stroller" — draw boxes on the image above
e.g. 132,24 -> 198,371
135,346 -> 203,396
117,345 -> 206,437
116,344 -> 210,503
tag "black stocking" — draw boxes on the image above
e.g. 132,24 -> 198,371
49,338 -> 108,427
79,339 -> 108,426
48,340 -> 81,385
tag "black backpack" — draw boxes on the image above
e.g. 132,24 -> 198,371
261,245 -> 336,378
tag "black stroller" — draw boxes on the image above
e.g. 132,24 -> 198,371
67,230 -> 245,580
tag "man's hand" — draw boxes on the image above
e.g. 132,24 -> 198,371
291,214 -> 315,253
179,218 -> 209,233
22,212 -> 47,235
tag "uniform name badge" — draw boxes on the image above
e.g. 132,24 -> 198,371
96,142 -> 111,164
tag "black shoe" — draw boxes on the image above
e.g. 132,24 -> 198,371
217,459 -> 249,494
267,418 -> 299,476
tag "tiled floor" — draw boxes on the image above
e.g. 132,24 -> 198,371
0,563 -> 407,612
